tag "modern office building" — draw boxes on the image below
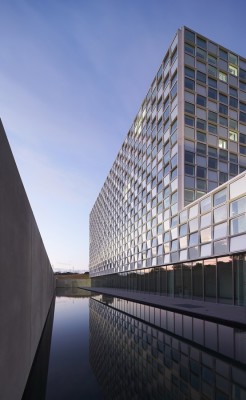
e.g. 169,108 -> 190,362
89,26 -> 246,306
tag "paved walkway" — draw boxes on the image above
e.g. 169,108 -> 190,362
80,286 -> 246,328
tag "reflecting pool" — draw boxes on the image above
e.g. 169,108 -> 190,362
23,289 -> 246,400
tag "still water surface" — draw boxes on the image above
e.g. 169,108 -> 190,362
23,289 -> 246,400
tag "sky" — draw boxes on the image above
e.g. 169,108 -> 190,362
0,0 -> 246,272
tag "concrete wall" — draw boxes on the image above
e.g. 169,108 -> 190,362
0,120 -> 55,400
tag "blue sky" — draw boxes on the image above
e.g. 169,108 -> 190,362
0,0 -> 245,271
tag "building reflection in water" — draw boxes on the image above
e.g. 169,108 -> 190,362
89,295 -> 246,400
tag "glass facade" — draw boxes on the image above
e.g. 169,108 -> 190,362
89,27 -> 246,307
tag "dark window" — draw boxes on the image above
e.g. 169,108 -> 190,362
197,131 -> 206,142
240,102 -> 246,112
197,36 -> 207,49
230,153 -> 238,163
219,93 -> 228,104
208,88 -> 217,100
219,116 -> 228,126
197,71 -> 206,84
171,83 -> 177,98
219,172 -> 228,183
185,29 -> 195,43
197,142 -> 206,155
185,78 -> 195,90
185,151 -> 195,163
197,94 -> 206,107
185,115 -> 194,126
219,149 -> 228,161
197,166 -> 206,178
185,102 -> 195,114
208,111 -> 217,122
185,164 -> 194,175
208,77 -> 217,88
239,133 -> 246,144
208,157 -> 217,169
185,42 -> 195,55
240,81 -> 246,91
230,97 -> 238,108
230,163 -> 238,175
219,48 -> 227,60
229,87 -> 238,97
185,67 -> 195,79
239,68 -> 246,81
208,146 -> 217,157
208,124 -> 217,134
219,104 -> 228,115
240,111 -> 246,123
197,118 -> 206,130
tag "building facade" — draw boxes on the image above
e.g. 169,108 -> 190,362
89,27 -> 246,306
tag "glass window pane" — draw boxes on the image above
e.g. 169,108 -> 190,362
217,257 -> 232,304
214,188 -> 227,206
230,215 -> 246,235
201,196 -> 211,213
214,205 -> 227,223
214,222 -> 227,240
204,259 -> 216,301
230,196 -> 246,216
201,212 -> 211,228
201,227 -> 212,243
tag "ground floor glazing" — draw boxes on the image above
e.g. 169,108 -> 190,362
91,253 -> 246,306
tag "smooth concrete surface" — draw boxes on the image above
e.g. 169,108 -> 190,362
56,278 -> 91,288
0,120 -> 55,400
80,287 -> 246,328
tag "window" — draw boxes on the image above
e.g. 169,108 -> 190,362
229,131 -> 237,141
208,124 -> 217,135
197,166 -> 206,178
208,111 -> 217,123
208,87 -> 217,100
239,68 -> 246,81
239,133 -> 246,144
185,102 -> 195,114
197,48 -> 206,60
240,102 -> 246,112
240,111 -> 246,123
230,196 -> 246,216
229,97 -> 238,108
208,54 -> 217,65
197,94 -> 206,107
219,71 -> 227,82
219,48 -> 227,60
219,93 -> 227,104
197,118 -> 206,130
185,151 -> 195,163
197,142 -> 206,155
208,157 -> 217,169
208,65 -> 217,77
230,215 -> 246,235
229,65 -> 238,76
214,188 -> 227,206
219,116 -> 228,127
208,77 -> 217,88
197,71 -> 206,84
185,164 -> 194,175
219,104 -> 228,115
185,77 -> 195,90
185,29 -> 195,43
185,66 -> 195,78
189,232 -> 198,246
197,36 -> 206,49
185,42 -> 195,55
229,118 -> 237,131
185,115 -> 194,126
197,131 -> 206,142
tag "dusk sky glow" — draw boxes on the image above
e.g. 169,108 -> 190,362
1,0 -> 246,271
